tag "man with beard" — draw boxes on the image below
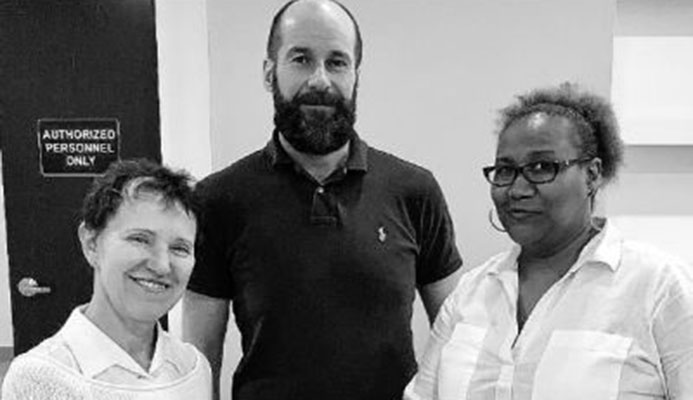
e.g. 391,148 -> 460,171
183,1 -> 463,399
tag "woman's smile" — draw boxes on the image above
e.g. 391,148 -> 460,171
128,274 -> 172,294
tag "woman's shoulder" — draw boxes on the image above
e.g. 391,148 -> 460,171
447,249 -> 517,301
463,249 -> 516,279
161,330 -> 212,377
619,238 -> 692,281
7,330 -> 80,369
1,347 -> 87,399
614,237 -> 693,311
184,340 -> 212,381
2,332 -> 212,399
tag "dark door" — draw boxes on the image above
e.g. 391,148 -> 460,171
0,0 -> 161,355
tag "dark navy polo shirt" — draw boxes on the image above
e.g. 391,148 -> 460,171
188,133 -> 462,400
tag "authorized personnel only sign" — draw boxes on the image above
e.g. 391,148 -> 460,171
37,118 -> 120,177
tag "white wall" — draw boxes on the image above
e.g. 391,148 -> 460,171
206,1 -> 615,399
0,155 -> 13,348
155,0 -> 213,336
156,0 -> 213,179
616,0 -> 693,36
605,0 -> 693,257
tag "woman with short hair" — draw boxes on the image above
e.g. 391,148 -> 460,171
405,84 -> 693,400
2,159 -> 211,399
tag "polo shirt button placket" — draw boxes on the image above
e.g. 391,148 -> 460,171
310,185 -> 338,226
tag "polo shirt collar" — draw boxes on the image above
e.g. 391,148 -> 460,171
486,218 -> 622,276
570,219 -> 622,273
266,130 -> 369,172
60,306 -> 184,379
486,245 -> 521,276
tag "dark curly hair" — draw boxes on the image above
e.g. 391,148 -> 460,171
497,83 -> 624,182
81,159 -> 199,233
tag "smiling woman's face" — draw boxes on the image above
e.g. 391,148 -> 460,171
81,192 -> 197,325
491,112 -> 592,253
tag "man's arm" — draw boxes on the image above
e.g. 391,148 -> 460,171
418,267 -> 464,324
413,171 -> 464,325
183,289 -> 230,400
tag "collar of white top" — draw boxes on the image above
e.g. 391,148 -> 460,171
487,219 -> 623,276
60,306 -> 184,379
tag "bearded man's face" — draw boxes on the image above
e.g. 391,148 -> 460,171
272,70 -> 357,155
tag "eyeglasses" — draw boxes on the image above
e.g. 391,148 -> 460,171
482,158 -> 590,187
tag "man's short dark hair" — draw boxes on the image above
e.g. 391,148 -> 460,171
266,0 -> 363,68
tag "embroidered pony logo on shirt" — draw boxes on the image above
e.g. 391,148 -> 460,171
377,226 -> 387,243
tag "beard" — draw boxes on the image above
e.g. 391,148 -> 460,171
272,75 -> 357,155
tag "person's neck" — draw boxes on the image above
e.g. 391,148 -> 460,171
83,296 -> 157,371
278,133 -> 350,184
518,219 -> 597,277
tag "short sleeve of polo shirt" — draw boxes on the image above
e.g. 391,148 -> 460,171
187,176 -> 235,299
414,172 -> 463,286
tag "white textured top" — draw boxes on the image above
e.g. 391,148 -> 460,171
1,307 -> 212,399
406,221 -> 693,400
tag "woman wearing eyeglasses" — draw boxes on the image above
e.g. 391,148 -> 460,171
404,83 -> 693,400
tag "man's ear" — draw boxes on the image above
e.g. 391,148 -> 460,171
78,222 -> 98,269
263,59 -> 274,92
